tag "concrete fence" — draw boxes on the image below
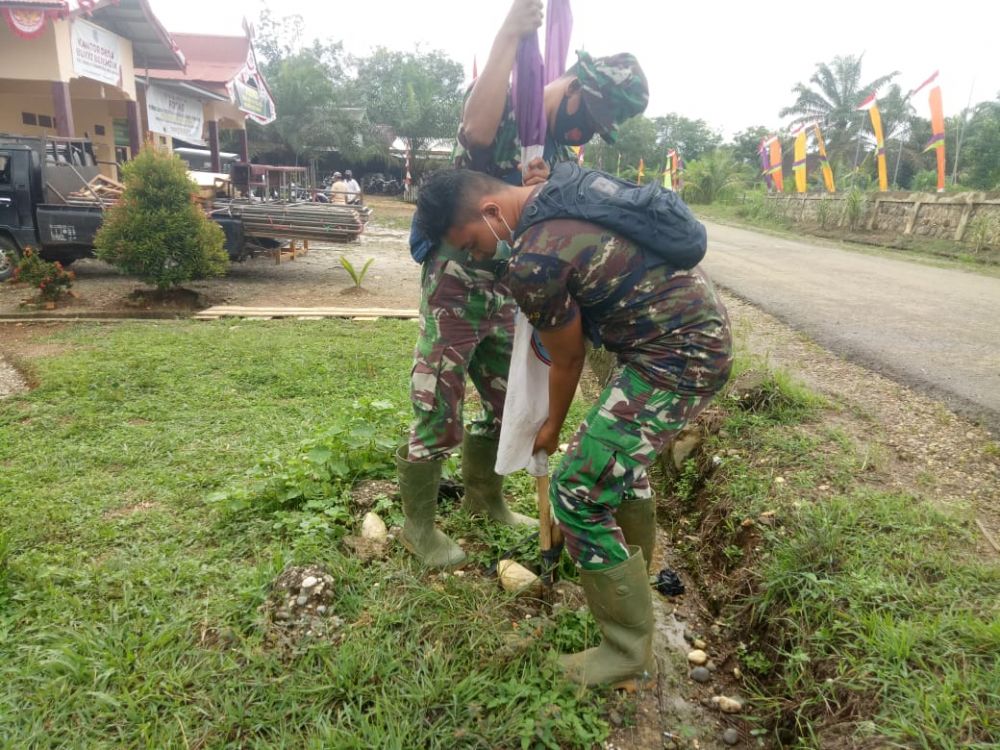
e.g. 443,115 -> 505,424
765,191 -> 1000,243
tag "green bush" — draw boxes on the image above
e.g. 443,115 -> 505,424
95,148 -> 227,289
842,186 -> 868,231
682,149 -> 751,204
737,189 -> 788,226
11,247 -> 74,303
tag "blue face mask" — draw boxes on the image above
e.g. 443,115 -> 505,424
481,212 -> 515,260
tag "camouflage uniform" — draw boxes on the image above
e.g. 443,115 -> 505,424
408,52 -> 650,462
408,246 -> 517,460
506,218 -> 733,569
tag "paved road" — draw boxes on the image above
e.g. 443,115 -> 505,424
700,221 -> 1000,434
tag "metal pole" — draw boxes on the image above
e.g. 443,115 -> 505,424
851,112 -> 864,187
951,78 -> 976,185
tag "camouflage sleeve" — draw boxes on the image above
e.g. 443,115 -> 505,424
507,228 -> 580,331
454,87 -> 520,176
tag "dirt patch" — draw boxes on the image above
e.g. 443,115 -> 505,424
103,500 -> 161,519
261,565 -> 342,654
349,479 -> 399,513
125,287 -> 204,311
0,354 -> 27,400
0,200 -> 422,317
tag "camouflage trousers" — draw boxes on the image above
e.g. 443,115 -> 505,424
407,246 -> 517,461
552,366 -> 713,570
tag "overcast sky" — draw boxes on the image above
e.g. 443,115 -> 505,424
151,0 -> 999,138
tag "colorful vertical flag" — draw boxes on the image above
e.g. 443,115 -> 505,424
758,138 -> 774,190
664,148 -> 677,191
792,127 -> 808,193
857,93 -> 888,191
812,123 -> 836,193
637,158 -> 645,185
765,136 -> 784,192
925,85 -> 947,192
907,70 -> 939,98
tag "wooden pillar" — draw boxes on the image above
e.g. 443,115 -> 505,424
237,129 -> 249,162
126,100 -> 142,158
208,121 -> 221,173
51,81 -> 75,137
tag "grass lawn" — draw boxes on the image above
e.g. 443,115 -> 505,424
660,357 -> 1000,747
0,321 -> 605,749
2,320 -> 997,748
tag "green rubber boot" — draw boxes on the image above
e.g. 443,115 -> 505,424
559,547 -> 656,689
615,498 -> 656,573
395,447 -> 466,569
461,430 -> 538,528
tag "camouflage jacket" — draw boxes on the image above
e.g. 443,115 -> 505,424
506,218 -> 733,395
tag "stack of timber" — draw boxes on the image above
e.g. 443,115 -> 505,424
64,175 -> 124,207
213,200 -> 370,243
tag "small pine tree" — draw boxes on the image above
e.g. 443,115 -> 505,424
95,148 -> 228,290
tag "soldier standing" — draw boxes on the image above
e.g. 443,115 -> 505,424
413,167 -> 733,687
397,0 -> 650,569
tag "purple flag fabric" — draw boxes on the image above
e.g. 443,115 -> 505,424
544,0 -> 573,85
512,34 -> 547,148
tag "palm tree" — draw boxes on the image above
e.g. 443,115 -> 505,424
780,55 -> 899,161
682,149 -> 752,204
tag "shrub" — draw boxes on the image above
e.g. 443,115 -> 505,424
10,247 -> 74,303
842,186 -> 868,231
814,197 -> 832,229
682,149 -> 751,204
966,211 -> 1000,252
95,148 -> 227,289
737,189 -> 788,226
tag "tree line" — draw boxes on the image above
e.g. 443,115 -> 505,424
247,14 -> 1000,197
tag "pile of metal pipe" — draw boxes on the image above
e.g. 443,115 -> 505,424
212,200 -> 371,243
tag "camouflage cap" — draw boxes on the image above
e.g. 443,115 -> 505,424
568,51 -> 649,144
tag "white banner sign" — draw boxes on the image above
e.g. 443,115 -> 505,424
146,85 -> 204,143
71,18 -> 123,87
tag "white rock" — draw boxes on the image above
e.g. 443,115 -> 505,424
711,695 -> 743,714
498,560 -> 542,596
301,576 -> 318,589
361,512 -> 388,541
687,649 -> 708,666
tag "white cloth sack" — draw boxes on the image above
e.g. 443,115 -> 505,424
496,311 -> 550,477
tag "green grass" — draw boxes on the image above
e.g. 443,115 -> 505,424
661,355 -> 1000,748
0,320 -> 605,749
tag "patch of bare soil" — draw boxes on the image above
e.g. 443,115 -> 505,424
125,287 -> 203,311
261,565 -> 342,654
0,353 -> 27,399
102,500 -> 161,519
0,205 -> 422,316
722,293 -> 1000,557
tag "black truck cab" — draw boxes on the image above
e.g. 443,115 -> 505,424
0,135 -> 244,282
0,135 -> 105,281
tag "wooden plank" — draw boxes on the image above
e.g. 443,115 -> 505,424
199,306 -> 419,317
193,306 -> 419,321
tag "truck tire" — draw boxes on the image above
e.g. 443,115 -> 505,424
0,235 -> 21,283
